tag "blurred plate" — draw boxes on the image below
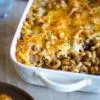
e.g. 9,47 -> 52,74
0,82 -> 34,100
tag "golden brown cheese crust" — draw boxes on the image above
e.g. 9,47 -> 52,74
16,0 -> 100,74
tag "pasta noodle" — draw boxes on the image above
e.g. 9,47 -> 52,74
16,0 -> 100,75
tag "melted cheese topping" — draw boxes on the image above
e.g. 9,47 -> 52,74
16,0 -> 100,74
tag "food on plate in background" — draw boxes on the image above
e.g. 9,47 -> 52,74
0,94 -> 13,100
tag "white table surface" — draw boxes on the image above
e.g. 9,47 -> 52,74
0,0 -> 100,100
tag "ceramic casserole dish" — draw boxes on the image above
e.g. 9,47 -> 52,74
10,0 -> 100,93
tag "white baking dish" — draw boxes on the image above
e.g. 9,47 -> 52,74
10,0 -> 100,93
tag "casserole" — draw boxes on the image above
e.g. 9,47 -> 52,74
10,0 -> 100,93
